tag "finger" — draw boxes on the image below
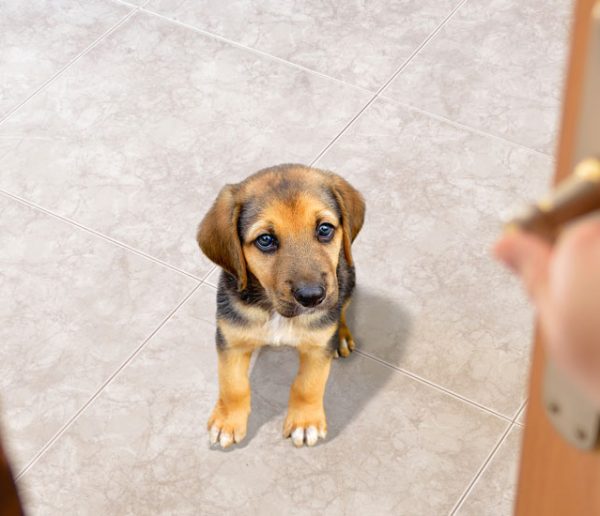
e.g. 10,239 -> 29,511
494,229 -> 552,305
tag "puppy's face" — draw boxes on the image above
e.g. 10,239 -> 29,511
198,165 -> 365,318
241,192 -> 342,317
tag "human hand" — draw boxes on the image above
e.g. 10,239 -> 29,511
495,216 -> 600,406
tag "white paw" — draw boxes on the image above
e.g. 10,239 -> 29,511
290,425 -> 326,448
209,425 -> 235,449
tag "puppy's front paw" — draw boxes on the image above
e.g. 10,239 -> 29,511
336,324 -> 355,358
207,400 -> 249,449
283,405 -> 327,447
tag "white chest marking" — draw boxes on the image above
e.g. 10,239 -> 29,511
266,313 -> 300,347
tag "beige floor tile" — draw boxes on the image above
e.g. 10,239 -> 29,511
18,285 -> 507,515
384,0 -> 572,153
317,98 -> 553,417
144,0 -> 462,90
457,426 -> 523,516
0,195 -> 197,472
0,0 -> 131,118
0,11 -> 370,278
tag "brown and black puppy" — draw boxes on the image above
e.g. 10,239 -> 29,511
197,164 -> 365,448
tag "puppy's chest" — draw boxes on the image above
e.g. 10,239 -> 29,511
263,314 -> 302,347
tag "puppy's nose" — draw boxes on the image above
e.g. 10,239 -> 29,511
293,284 -> 326,308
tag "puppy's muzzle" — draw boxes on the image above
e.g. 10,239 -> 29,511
292,284 -> 326,308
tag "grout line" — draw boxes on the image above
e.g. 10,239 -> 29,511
113,0 -> 151,7
377,95 -> 554,158
511,401 -> 527,423
138,8 -> 374,97
109,0 -> 140,7
143,0 -> 550,161
0,7 -> 138,129
449,422 -> 514,515
513,399 -> 527,426
15,281 -> 204,481
141,0 -> 550,160
448,393 -> 527,514
0,189 -> 208,283
203,265 -> 218,286
355,349 -> 512,424
309,0 -> 470,167
203,266 -> 219,287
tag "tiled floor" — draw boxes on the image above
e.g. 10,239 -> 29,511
0,0 -> 570,514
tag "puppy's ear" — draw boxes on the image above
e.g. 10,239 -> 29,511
197,185 -> 247,290
330,175 -> 365,267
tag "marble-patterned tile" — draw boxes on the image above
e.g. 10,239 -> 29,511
316,98 -> 553,417
18,298 -> 507,515
0,0 -> 132,119
457,426 -> 523,516
0,11 -> 370,278
384,0 -> 572,153
0,195 -> 197,472
144,0 -> 462,90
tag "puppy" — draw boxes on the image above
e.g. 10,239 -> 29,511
197,164 -> 365,448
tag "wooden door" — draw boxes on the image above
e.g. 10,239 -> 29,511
515,0 -> 600,514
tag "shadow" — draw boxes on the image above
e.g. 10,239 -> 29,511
241,286 -> 412,446
346,286 -> 411,367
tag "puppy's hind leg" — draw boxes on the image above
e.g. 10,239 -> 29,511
336,300 -> 355,358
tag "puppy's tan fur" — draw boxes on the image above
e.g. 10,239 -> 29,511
198,164 -> 365,448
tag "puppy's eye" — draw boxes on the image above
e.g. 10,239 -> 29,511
255,233 -> 278,252
316,223 -> 335,242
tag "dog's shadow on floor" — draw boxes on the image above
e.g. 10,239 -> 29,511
239,286 -> 412,447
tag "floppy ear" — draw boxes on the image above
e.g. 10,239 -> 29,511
197,185 -> 247,290
330,175 -> 366,267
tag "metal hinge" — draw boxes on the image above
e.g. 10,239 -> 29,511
544,360 -> 600,450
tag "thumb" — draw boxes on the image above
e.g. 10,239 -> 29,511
494,229 -> 552,305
